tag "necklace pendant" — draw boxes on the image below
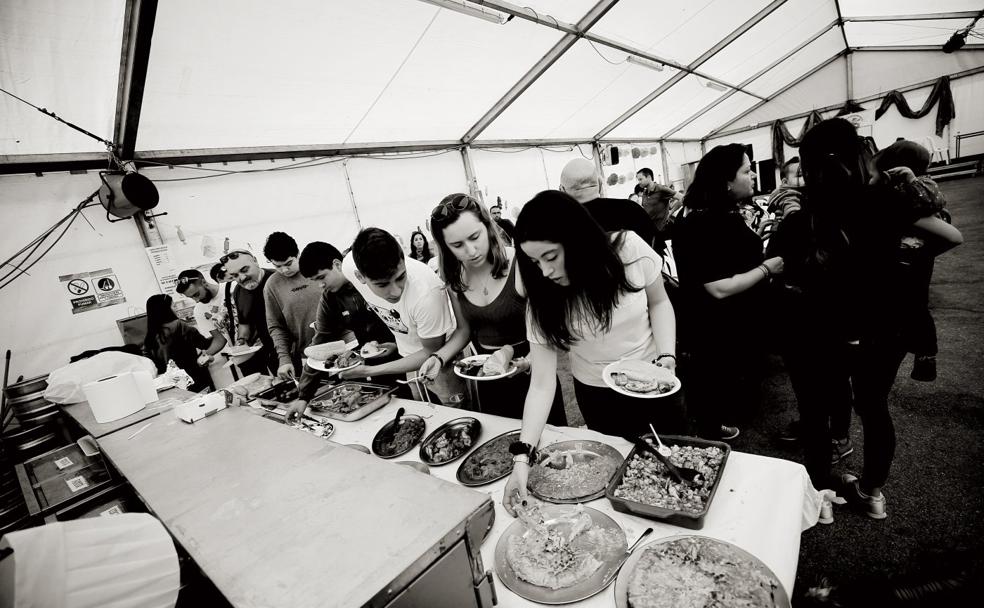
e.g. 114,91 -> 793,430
483,286 -> 489,296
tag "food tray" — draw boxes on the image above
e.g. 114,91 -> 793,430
373,414 -> 427,459
528,440 -> 624,504
456,429 -> 521,486
308,382 -> 398,421
419,417 -> 482,466
604,435 -> 730,530
252,380 -> 299,403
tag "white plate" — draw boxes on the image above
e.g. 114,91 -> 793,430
359,344 -> 388,359
225,344 -> 262,357
453,354 -> 519,381
612,535 -> 790,608
602,359 -> 681,399
307,356 -> 362,374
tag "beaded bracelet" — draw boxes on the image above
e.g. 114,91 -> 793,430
428,352 -> 446,367
758,264 -> 771,278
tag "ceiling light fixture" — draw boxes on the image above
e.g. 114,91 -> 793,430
418,0 -> 508,24
702,79 -> 728,92
626,55 -> 665,72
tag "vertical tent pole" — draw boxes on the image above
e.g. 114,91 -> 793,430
845,51 -> 855,100
592,141 -> 607,197
659,141 -> 672,187
342,159 -> 362,231
460,146 -> 484,204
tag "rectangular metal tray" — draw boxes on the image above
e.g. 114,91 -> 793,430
308,382 -> 398,421
252,380 -> 299,403
604,434 -> 730,530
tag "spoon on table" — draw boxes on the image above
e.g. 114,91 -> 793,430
634,438 -> 702,485
385,407 -> 406,440
601,527 -> 654,588
648,423 -> 672,457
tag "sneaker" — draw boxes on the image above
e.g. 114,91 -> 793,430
719,425 -> 740,441
911,355 -> 937,382
831,438 -> 854,464
778,420 -> 800,442
837,473 -> 887,520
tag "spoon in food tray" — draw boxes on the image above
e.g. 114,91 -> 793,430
648,423 -> 673,457
633,437 -> 702,485
601,527 -> 654,588
395,377 -> 435,417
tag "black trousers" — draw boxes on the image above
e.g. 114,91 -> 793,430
899,258 -> 938,357
573,379 -> 686,440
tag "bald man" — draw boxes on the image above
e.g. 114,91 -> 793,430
559,158 -> 658,249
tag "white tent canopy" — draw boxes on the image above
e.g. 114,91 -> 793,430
2,0 -> 983,164
2,0 -> 984,377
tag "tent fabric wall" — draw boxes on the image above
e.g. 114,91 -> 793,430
0,172 -> 158,380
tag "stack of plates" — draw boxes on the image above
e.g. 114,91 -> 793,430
0,456 -> 29,536
5,375 -> 59,427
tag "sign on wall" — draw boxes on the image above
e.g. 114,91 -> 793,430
59,268 -> 126,314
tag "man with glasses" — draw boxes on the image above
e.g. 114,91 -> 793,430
174,269 -> 229,362
262,232 -> 321,381
338,227 -> 457,401
221,248 -> 277,375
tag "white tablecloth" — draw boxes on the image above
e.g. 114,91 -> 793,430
323,398 -> 822,605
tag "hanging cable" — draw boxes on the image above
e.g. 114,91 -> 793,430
0,87 -> 115,149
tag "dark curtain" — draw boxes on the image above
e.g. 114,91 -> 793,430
874,76 -> 955,137
771,110 -> 824,167
835,100 -> 865,116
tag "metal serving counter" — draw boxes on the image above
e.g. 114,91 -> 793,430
61,396 -> 821,607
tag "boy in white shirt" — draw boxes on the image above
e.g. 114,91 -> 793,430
340,228 -> 457,400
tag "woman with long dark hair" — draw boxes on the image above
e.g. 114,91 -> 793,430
408,230 -> 433,264
143,294 -> 213,392
672,144 -> 784,440
768,118 -> 911,519
502,190 -> 677,515
418,193 -> 566,424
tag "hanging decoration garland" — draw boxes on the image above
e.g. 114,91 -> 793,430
770,110 -> 824,167
874,75 -> 955,137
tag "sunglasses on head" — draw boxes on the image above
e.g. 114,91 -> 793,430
176,276 -> 197,286
219,249 -> 252,264
431,194 -> 479,221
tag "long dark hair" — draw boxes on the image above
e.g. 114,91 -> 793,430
144,293 -> 178,351
798,118 -> 868,267
515,190 -> 640,350
409,230 -> 433,263
430,193 -> 510,293
683,143 -> 747,212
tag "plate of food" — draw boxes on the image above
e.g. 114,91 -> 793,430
453,353 -> 520,381
307,349 -> 363,373
613,535 -> 789,608
419,417 -> 482,466
359,341 -> 389,359
495,501 -> 627,604
529,440 -> 624,504
308,382 -> 397,421
602,360 -> 680,399
372,414 -> 427,459
456,429 -> 521,486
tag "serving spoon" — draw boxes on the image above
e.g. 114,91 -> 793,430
634,438 -> 702,485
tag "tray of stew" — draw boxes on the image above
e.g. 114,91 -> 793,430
456,429 -> 521,486
605,434 -> 729,530
372,414 -> 427,459
528,440 -> 624,504
419,417 -> 482,466
308,382 -> 398,421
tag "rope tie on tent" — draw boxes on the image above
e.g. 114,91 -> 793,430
0,86 -> 116,149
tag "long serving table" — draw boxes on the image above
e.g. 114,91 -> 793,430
64,395 -> 822,607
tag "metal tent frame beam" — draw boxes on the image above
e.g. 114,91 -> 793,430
113,0 -> 158,160
843,12 -> 982,22
660,19 -> 841,139
592,0 -> 789,140
461,0 -> 620,143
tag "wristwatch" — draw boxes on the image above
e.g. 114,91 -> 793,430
509,440 -> 538,462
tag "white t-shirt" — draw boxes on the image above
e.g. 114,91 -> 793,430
342,254 -> 455,356
528,230 -> 664,387
193,296 -> 232,345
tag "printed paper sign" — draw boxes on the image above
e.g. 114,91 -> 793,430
66,475 -> 90,492
146,244 -> 193,312
54,456 -> 73,470
59,268 -> 126,314
100,505 -> 124,516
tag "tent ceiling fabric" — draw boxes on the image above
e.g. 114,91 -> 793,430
1,0 -> 982,163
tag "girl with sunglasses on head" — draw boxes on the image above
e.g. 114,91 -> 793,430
143,294 -> 214,392
419,194 -> 567,424
502,190 -> 679,516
